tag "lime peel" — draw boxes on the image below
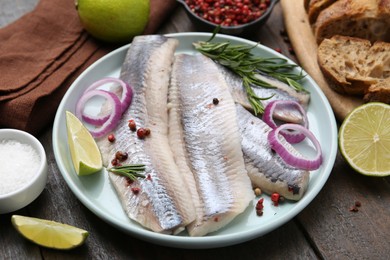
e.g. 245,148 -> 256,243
65,111 -> 103,176
76,0 -> 150,43
339,102 -> 390,177
11,215 -> 89,250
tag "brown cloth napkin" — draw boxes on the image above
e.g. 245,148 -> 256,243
0,0 -> 177,135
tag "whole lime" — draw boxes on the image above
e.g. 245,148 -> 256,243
76,0 -> 150,43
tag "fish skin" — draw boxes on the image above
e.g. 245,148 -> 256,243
168,54 -> 254,237
97,35 -> 196,234
217,64 -> 310,123
235,104 -> 310,200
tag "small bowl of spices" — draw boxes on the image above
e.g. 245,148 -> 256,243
0,129 -> 48,214
178,0 -> 278,36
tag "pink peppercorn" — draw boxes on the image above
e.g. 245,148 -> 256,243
271,192 -> 280,206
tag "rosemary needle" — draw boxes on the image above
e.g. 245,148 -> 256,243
107,164 -> 146,181
193,34 -> 307,115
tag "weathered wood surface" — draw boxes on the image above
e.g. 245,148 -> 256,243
1,1 -> 389,259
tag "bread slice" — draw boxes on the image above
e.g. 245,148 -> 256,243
314,0 -> 390,44
364,78 -> 390,103
364,41 -> 390,78
307,0 -> 338,24
317,35 -> 390,100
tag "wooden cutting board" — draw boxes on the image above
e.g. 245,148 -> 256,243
280,0 -> 363,122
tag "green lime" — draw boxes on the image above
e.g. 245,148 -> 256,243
12,215 -> 89,250
76,0 -> 150,43
339,102 -> 390,177
65,111 -> 102,176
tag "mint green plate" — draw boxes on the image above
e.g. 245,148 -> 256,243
53,32 -> 337,249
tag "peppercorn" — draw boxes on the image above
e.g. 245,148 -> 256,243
271,192 -> 280,206
144,128 -> 151,136
125,177 -> 134,186
349,206 -> 359,212
107,134 -> 116,142
254,187 -> 262,196
111,158 -> 119,166
255,198 -> 264,216
137,128 -> 147,139
131,187 -> 141,195
213,98 -> 219,105
128,119 -> 137,131
280,28 -> 287,36
185,0 -> 271,27
115,151 -> 128,161
255,198 -> 264,210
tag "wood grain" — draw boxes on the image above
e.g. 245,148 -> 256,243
297,152 -> 390,259
1,1 -> 389,259
280,0 -> 363,121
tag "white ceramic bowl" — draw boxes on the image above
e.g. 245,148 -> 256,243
0,129 -> 48,214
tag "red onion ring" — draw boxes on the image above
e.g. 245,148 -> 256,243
268,123 -> 322,171
76,77 -> 133,126
75,89 -> 122,138
84,77 -> 133,114
263,100 -> 308,143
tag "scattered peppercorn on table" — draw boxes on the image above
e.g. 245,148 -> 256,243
1,0 -> 389,259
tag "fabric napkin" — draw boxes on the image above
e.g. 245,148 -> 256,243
0,0 -> 177,135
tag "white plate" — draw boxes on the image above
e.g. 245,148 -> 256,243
52,32 -> 337,249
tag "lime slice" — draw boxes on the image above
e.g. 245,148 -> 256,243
65,111 -> 103,175
11,215 -> 89,250
339,102 -> 390,176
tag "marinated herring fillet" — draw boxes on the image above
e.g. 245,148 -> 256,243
218,64 -> 310,123
97,35 -> 196,234
236,104 -> 310,200
168,54 -> 254,236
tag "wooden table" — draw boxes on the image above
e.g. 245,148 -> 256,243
1,1 -> 389,259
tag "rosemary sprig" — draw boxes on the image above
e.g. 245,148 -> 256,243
107,164 -> 146,181
193,33 -> 307,115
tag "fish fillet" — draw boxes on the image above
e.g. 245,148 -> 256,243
97,35 -> 196,234
218,64 -> 310,123
236,104 -> 310,200
168,54 -> 254,236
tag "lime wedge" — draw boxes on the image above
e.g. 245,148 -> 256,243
65,111 -> 102,175
339,102 -> 390,176
11,215 -> 89,250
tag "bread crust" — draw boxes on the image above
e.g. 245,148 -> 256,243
364,78 -> 390,103
307,0 -> 337,24
304,0 -> 311,11
314,0 -> 390,44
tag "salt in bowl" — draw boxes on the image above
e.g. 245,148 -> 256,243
0,129 -> 48,214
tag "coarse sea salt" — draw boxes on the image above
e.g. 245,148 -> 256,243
0,139 -> 41,196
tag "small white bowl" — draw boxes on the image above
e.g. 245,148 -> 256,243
0,129 -> 48,214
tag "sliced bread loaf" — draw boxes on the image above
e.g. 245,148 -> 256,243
317,35 -> 390,102
314,0 -> 390,44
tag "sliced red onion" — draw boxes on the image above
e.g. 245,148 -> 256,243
80,113 -> 110,126
84,77 -> 133,114
75,89 -> 122,138
263,100 -> 308,143
268,124 -> 322,171
76,77 -> 132,126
